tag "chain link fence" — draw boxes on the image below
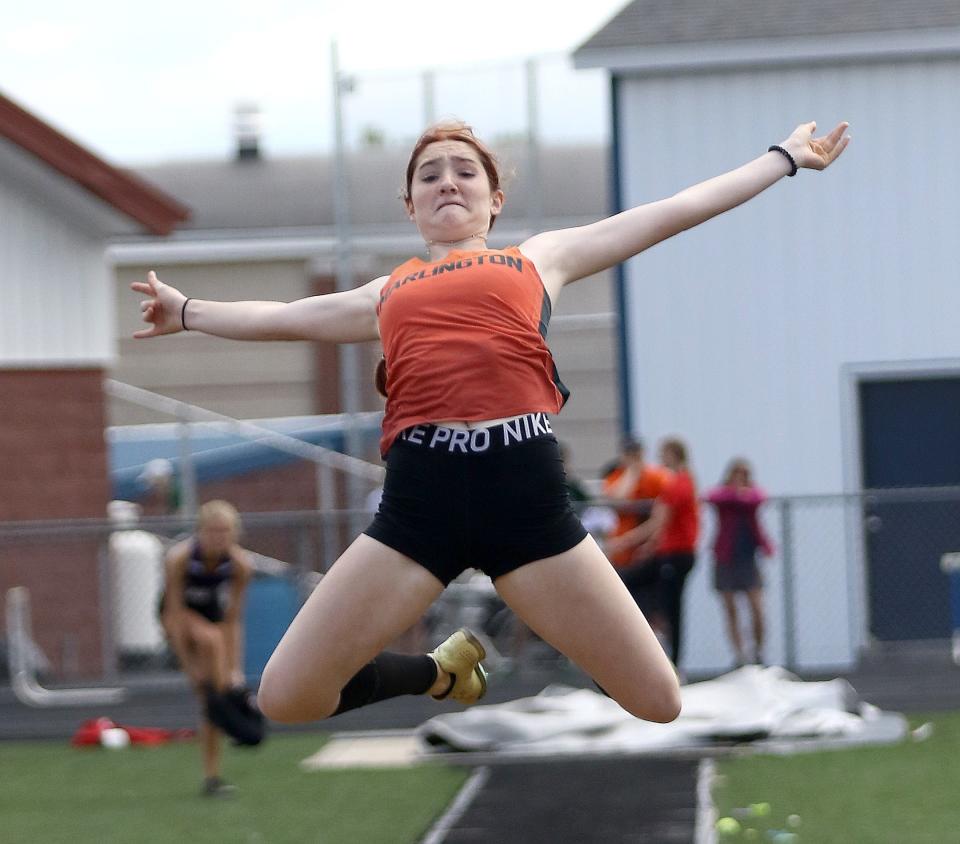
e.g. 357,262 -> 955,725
685,487 -> 960,675
2,489 -> 959,698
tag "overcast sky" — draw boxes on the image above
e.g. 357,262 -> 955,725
2,0 -> 626,165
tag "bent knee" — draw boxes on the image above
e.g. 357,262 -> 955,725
191,627 -> 224,652
258,664 -> 339,724
642,686 -> 683,723
617,677 -> 682,724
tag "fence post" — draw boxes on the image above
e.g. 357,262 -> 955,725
176,418 -> 197,517
296,517 -> 315,601
317,462 -> 337,572
779,498 -> 797,670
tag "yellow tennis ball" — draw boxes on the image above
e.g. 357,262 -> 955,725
716,817 -> 741,836
750,802 -> 771,817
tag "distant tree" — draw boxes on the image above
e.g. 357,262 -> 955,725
359,125 -> 387,148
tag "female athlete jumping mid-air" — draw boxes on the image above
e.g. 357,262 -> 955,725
135,118 -> 849,726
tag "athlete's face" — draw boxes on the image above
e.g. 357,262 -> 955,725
406,140 -> 503,241
198,515 -> 237,557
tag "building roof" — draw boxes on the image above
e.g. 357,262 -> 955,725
576,0 -> 960,52
122,142 -> 608,238
0,91 -> 190,236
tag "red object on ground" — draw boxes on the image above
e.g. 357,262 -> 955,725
71,716 -> 195,747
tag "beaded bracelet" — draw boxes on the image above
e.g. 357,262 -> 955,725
181,298 -> 192,331
768,144 -> 798,177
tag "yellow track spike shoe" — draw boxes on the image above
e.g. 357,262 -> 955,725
430,628 -> 488,705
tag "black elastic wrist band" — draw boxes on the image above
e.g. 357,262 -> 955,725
181,298 -> 192,331
768,144 -> 798,177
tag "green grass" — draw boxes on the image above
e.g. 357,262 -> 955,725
0,732 -> 469,844
714,711 -> 960,843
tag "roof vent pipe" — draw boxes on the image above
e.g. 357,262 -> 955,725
234,103 -> 262,162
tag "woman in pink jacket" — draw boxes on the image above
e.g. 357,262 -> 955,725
706,459 -> 774,667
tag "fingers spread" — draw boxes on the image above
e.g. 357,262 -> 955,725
133,271 -> 159,296
831,134 -> 851,162
826,121 -> 849,147
802,120 -> 851,169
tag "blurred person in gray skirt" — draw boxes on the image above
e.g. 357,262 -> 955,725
705,459 -> 775,667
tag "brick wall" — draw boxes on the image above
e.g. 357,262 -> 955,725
138,459 -> 362,569
198,461 -> 337,566
0,368 -> 110,678
0,369 -> 110,520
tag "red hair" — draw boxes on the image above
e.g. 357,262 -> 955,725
403,121 -> 503,230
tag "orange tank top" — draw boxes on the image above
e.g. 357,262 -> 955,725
376,247 -> 569,455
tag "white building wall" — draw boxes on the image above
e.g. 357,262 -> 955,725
0,180 -> 113,366
616,56 -> 960,672
111,261 -> 319,424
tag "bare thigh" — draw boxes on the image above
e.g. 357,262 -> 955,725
494,534 -> 681,723
183,612 -> 230,676
182,611 -> 227,646
258,534 -> 444,721
161,614 -> 192,676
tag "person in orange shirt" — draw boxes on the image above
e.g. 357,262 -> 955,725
609,438 -> 699,668
602,438 -> 671,569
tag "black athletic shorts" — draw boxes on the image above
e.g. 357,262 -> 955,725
364,413 -> 588,585
157,593 -> 224,624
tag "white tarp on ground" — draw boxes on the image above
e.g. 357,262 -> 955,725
418,666 -> 907,756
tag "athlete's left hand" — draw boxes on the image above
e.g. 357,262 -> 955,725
780,121 -> 851,171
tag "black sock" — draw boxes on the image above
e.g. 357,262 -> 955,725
333,652 -> 438,716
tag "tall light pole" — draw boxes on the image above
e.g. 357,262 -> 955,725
525,57 -> 543,237
422,69 -> 436,127
331,40 -> 365,528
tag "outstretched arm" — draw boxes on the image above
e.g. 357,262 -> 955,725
523,121 -> 850,293
132,271 -> 384,343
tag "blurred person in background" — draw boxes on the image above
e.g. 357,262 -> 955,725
602,438 -> 670,625
138,458 -> 180,516
706,458 -> 775,667
159,499 -> 254,796
608,438 -> 699,672
602,437 -> 670,571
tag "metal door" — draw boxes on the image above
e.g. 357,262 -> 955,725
859,377 -> 960,641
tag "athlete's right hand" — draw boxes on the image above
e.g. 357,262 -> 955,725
131,271 -> 187,338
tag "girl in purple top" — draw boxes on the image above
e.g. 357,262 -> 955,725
706,459 -> 774,667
